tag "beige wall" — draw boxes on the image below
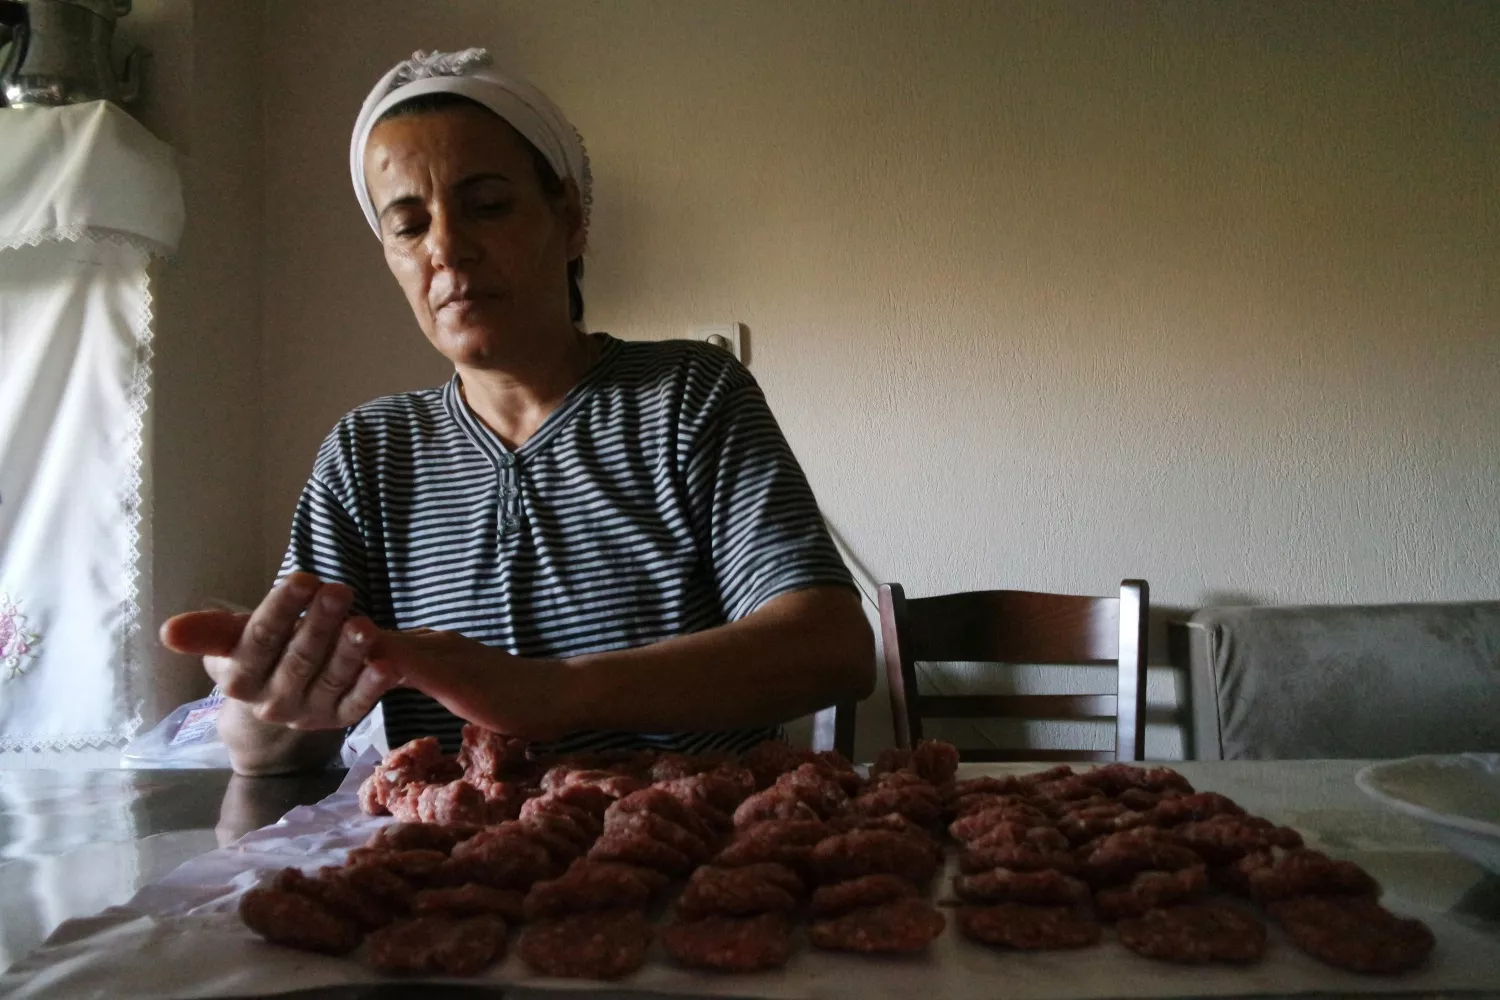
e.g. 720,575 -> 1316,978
117,0 -> 267,722
145,2 -> 1500,754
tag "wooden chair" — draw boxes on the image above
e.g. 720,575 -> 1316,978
880,580 -> 1149,762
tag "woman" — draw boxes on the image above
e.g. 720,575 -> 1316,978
161,49 -> 873,775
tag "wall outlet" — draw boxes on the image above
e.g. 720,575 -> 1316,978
692,323 -> 744,363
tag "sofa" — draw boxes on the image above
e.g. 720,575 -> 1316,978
1169,602 -> 1500,760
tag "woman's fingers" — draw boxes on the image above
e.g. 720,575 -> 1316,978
159,610 -> 249,656
202,653 -> 238,692
257,583 -> 353,724
335,665 -> 396,728
364,629 -> 479,709
364,628 -> 450,678
297,615 -> 375,726
225,574 -> 323,701
363,628 -> 410,666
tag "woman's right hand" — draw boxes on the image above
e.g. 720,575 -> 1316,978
159,572 -> 394,731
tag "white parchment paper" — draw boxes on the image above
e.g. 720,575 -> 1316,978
3,756 -> 1499,999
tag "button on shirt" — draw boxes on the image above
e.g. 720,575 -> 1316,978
278,334 -> 855,754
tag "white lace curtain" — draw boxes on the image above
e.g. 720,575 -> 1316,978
0,101 -> 183,752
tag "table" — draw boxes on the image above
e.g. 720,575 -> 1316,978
0,767 -> 342,972
1,761 -> 1497,998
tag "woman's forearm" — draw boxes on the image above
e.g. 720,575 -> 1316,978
564,586 -> 874,734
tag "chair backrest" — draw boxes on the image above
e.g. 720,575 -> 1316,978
880,580 -> 1149,762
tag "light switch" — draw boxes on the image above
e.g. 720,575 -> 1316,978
692,323 -> 743,363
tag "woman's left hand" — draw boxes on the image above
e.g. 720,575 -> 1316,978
364,629 -> 582,740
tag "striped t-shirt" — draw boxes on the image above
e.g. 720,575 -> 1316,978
279,334 -> 854,755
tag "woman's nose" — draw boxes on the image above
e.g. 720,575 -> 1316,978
426,210 -> 479,269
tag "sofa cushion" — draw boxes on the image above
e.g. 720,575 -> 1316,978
1176,602 -> 1500,759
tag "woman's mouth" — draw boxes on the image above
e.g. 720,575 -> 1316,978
437,291 -> 496,315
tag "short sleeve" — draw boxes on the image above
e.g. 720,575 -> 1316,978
277,427 -> 377,622
680,365 -> 855,621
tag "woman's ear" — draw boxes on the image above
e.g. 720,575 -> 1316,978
560,177 -> 586,260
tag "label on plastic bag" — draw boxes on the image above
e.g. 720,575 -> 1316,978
169,704 -> 220,747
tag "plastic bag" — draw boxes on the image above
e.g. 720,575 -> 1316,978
119,690 -> 232,769
340,701 -> 387,766
119,690 -> 387,769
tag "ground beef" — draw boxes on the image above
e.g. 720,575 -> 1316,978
810,874 -> 918,917
1269,895 -> 1435,974
956,903 -> 1101,950
1247,849 -> 1380,902
809,899 -> 947,953
518,910 -> 655,979
239,886 -> 361,955
661,913 -> 795,972
1116,903 -> 1268,964
366,914 -> 508,976
674,865 -> 800,919
813,829 -> 941,885
952,867 -> 1091,906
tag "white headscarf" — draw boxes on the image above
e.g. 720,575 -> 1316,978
349,48 -> 592,246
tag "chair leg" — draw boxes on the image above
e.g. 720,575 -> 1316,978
833,699 -> 856,761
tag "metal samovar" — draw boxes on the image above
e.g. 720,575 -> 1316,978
0,0 -> 144,108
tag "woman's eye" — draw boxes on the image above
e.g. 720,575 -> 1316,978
476,201 -> 514,217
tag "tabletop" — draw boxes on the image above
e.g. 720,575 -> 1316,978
1,760 -> 1497,998
0,766 -> 343,972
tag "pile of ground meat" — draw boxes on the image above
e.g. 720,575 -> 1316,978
239,730 -> 1433,980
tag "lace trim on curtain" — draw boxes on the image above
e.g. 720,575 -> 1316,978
0,224 -> 175,260
114,251 -> 153,748
0,227 -> 158,752
0,729 -> 139,752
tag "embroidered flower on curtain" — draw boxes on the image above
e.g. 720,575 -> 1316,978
0,593 -> 43,680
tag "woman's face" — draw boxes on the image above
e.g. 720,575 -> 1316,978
363,105 -> 584,369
